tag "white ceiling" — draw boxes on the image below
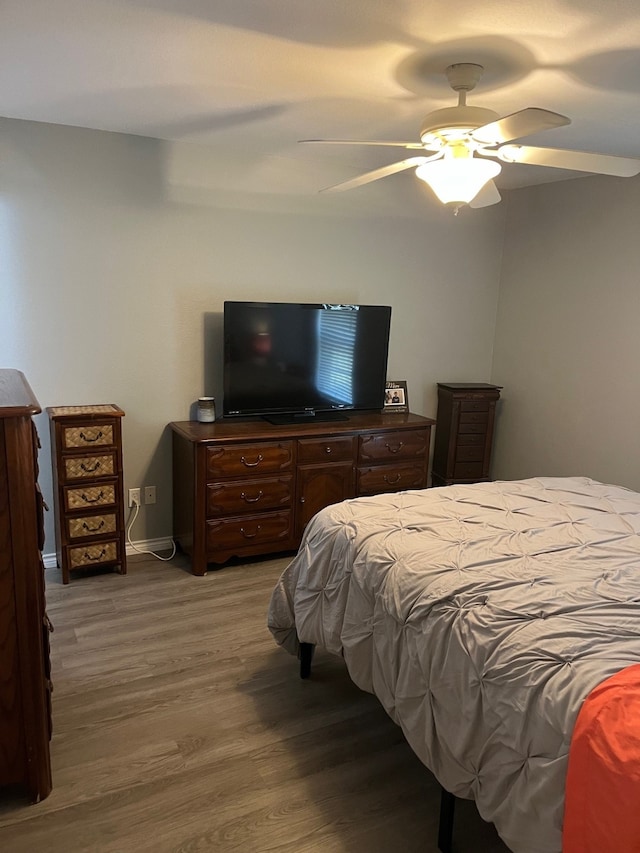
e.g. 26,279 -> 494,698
2,0 -> 640,197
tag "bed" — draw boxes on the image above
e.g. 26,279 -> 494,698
267,477 -> 640,853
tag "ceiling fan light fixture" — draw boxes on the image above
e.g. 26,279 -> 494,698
415,156 -> 502,205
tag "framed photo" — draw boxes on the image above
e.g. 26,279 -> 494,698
383,380 -> 409,413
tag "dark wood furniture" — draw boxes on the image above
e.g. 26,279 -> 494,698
431,383 -> 502,487
0,369 -> 52,802
47,405 -> 126,584
171,411 -> 435,575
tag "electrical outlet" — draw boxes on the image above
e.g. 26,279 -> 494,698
128,487 -> 141,507
144,485 -> 156,505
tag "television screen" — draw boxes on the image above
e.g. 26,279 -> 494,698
223,301 -> 392,423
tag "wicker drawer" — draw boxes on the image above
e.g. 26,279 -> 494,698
62,452 -> 116,482
359,429 -> 428,464
205,441 -> 294,478
205,511 -> 292,551
63,482 -> 117,511
206,476 -> 292,517
297,435 -> 355,464
66,512 -> 117,541
68,539 -> 120,569
62,423 -> 114,449
357,463 -> 427,495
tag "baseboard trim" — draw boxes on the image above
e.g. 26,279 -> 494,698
42,537 -> 175,570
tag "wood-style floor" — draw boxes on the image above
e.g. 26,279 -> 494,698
0,553 -> 508,853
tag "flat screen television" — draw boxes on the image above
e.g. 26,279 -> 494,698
223,301 -> 392,424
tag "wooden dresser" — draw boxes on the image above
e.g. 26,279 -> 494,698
0,370 -> 52,802
431,383 -> 502,486
47,405 -> 126,584
171,412 -> 434,575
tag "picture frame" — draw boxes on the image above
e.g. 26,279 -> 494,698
383,380 -> 409,413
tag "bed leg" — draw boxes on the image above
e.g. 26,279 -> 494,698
438,787 -> 456,853
299,642 -> 314,679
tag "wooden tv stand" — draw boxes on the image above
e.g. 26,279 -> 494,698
170,411 -> 434,575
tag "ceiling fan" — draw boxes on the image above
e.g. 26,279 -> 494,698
300,63 -> 640,211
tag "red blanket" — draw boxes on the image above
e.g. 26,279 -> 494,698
563,663 -> 640,852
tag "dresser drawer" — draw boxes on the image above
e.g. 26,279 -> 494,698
359,429 -> 428,464
460,401 -> 490,412
63,452 -> 116,481
67,512 -> 118,541
453,461 -> 484,480
357,463 -> 427,496
457,421 -> 486,435
206,476 -> 292,517
459,411 -> 488,425
455,445 -> 485,463
205,441 -> 294,478
68,539 -> 120,569
205,511 -> 292,552
456,433 -> 485,446
298,435 -> 355,464
62,422 -> 115,449
64,482 -> 117,511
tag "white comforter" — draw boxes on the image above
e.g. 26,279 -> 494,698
267,477 -> 640,853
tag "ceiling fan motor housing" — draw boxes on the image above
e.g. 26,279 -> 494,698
419,105 -> 500,146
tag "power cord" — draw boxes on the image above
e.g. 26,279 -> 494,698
126,496 -> 177,562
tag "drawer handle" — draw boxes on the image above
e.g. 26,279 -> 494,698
241,490 -> 263,503
83,548 -> 106,562
383,473 -> 402,485
240,525 -> 261,539
241,454 -> 264,468
81,490 -> 104,504
81,461 -> 102,473
82,519 -> 105,533
325,446 -> 332,454
385,441 -> 404,454
79,430 -> 104,443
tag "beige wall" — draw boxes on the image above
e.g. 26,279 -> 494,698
491,173 -> 640,490
0,117 -> 505,556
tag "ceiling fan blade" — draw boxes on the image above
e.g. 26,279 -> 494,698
469,180 -> 502,208
498,144 -> 640,177
320,156 -> 430,193
472,108 -> 571,145
300,138 -> 426,150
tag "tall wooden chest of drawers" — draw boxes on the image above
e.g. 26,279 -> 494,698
0,369 -> 52,802
47,404 -> 127,584
431,383 -> 502,487
171,412 -> 434,575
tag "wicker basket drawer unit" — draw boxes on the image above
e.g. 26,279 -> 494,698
48,404 -> 126,583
